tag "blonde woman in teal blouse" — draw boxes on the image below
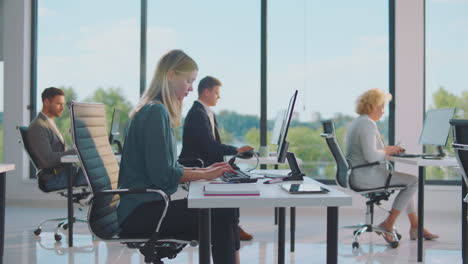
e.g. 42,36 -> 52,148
117,50 -> 241,264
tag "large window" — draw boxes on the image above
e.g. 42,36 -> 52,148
147,1 -> 261,155
425,0 -> 468,181
36,0 -> 140,146
267,1 -> 389,180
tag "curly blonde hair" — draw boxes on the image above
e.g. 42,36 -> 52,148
356,88 -> 392,115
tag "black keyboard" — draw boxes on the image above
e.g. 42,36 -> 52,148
392,153 -> 424,158
221,170 -> 257,183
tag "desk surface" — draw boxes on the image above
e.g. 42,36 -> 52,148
187,170 -> 352,209
0,164 -> 15,174
224,155 -> 302,165
388,156 -> 458,167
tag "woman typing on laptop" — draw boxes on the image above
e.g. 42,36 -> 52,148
345,88 -> 438,245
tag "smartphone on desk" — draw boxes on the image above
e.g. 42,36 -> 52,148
281,183 -> 329,194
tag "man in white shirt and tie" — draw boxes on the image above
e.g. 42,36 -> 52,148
179,76 -> 254,241
28,87 -> 87,191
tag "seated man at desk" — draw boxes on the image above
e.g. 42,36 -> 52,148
28,87 -> 87,190
179,76 -> 254,240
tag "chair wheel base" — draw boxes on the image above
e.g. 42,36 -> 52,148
54,234 -> 62,241
34,228 -> 42,236
352,241 -> 359,249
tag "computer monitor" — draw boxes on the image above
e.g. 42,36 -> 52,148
270,109 -> 286,145
277,90 -> 298,163
419,107 -> 456,157
109,108 -> 123,154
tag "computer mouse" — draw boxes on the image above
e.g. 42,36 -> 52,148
237,150 -> 254,159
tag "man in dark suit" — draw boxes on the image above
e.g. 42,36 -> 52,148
179,76 -> 254,240
28,87 -> 87,191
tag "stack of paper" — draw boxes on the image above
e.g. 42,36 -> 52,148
204,183 -> 260,196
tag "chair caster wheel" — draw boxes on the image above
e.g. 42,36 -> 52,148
390,241 -> 399,248
62,224 -> 68,230
34,228 -> 42,236
396,233 -> 402,240
352,241 -> 359,249
55,234 -> 62,241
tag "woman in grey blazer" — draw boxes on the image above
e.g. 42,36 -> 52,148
346,88 -> 438,243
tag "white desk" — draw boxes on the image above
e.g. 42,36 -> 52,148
188,170 -> 352,264
225,155 -> 303,251
0,164 -> 15,264
225,155 -> 302,166
388,156 -> 458,263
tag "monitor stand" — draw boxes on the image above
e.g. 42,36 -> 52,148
436,146 -> 446,157
281,152 -> 305,181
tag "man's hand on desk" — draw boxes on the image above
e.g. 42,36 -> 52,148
384,145 -> 405,156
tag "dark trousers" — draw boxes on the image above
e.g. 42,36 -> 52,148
120,199 -> 240,264
43,166 -> 87,191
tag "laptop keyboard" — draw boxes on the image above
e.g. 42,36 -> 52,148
221,170 -> 257,183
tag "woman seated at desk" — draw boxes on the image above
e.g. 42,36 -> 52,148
345,88 -> 438,244
117,49 -> 241,264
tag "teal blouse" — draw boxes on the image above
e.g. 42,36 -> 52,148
117,102 -> 184,225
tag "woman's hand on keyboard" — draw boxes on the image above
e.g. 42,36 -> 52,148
203,162 -> 236,180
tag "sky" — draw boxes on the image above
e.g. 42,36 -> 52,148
2,0 -> 464,119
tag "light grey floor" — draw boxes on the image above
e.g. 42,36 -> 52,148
3,202 -> 464,264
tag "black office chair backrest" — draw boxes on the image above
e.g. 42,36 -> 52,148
321,120 -> 349,188
17,126 -> 40,170
69,101 -> 121,239
450,119 -> 468,190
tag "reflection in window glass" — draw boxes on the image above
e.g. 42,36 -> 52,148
147,1 -> 260,155
268,1 -> 389,179
36,0 -> 139,147
425,0 -> 468,180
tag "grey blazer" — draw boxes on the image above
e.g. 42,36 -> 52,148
345,115 -> 388,188
27,112 -> 75,170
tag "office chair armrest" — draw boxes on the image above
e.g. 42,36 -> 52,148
351,160 -> 395,191
178,158 -> 205,168
453,143 -> 468,151
320,133 -> 333,138
351,160 -> 394,171
93,188 -> 170,234
94,188 -> 170,201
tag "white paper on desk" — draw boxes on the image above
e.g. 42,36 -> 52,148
204,183 -> 260,196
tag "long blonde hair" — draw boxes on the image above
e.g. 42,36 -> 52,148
130,49 -> 198,127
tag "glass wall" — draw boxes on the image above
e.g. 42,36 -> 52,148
425,0 -> 468,181
36,0 -> 140,147
267,0 -> 389,180
147,0 -> 261,156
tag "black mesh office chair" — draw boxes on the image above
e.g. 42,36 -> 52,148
321,120 -> 404,249
451,119 -> 468,201
69,101 -> 196,264
16,125 -> 89,241
450,119 -> 468,263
